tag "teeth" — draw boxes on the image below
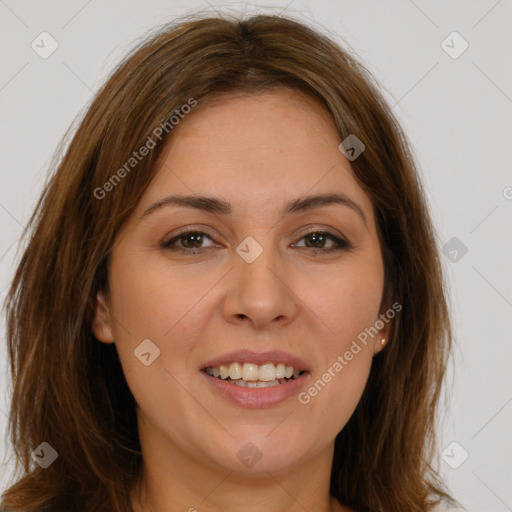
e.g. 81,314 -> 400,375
275,363 -> 286,379
234,379 -> 280,388
259,363 -> 276,381
205,362 -> 302,382
242,363 -> 260,381
229,362 -> 242,380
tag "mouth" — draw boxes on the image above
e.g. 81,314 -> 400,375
199,351 -> 311,408
202,362 -> 306,388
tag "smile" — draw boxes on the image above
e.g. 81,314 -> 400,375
201,363 -> 310,408
204,362 -> 303,387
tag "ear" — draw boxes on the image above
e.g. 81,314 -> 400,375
373,305 -> 393,355
92,291 -> 115,344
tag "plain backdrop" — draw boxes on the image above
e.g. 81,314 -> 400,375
1,1 -> 511,510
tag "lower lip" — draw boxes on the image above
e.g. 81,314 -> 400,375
201,371 -> 310,409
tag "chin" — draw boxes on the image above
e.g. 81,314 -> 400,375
206,432 -> 310,475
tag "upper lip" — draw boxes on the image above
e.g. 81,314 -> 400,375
200,349 -> 311,372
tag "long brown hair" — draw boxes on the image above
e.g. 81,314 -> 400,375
1,11 -> 459,512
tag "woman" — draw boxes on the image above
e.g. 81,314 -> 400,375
1,11 -> 463,512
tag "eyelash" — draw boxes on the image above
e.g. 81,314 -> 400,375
161,228 -> 351,256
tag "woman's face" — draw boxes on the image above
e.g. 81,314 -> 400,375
93,88 -> 389,477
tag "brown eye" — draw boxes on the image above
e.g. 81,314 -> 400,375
161,230 -> 217,255
161,229 -> 350,256
293,231 -> 350,253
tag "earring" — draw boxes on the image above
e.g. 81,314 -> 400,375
381,338 -> 386,346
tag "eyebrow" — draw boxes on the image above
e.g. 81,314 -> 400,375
140,192 -> 367,227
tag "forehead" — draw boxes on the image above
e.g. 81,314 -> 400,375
135,88 -> 374,222
164,88 -> 340,161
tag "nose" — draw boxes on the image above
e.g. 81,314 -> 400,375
222,242 -> 298,330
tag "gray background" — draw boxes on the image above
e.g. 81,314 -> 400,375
1,1 -> 511,510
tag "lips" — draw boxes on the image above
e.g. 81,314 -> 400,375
199,349 -> 311,372
199,349 -> 312,408
201,369 -> 310,408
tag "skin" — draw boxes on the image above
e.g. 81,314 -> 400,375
92,87 -> 391,512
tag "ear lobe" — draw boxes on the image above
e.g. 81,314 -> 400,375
373,308 -> 393,355
92,291 -> 115,344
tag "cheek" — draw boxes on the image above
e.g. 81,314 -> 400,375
107,245 -> 209,339
298,336 -> 373,444
105,248 -> 218,397
306,349 -> 373,442
311,258 -> 384,344
297,259 -> 382,427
